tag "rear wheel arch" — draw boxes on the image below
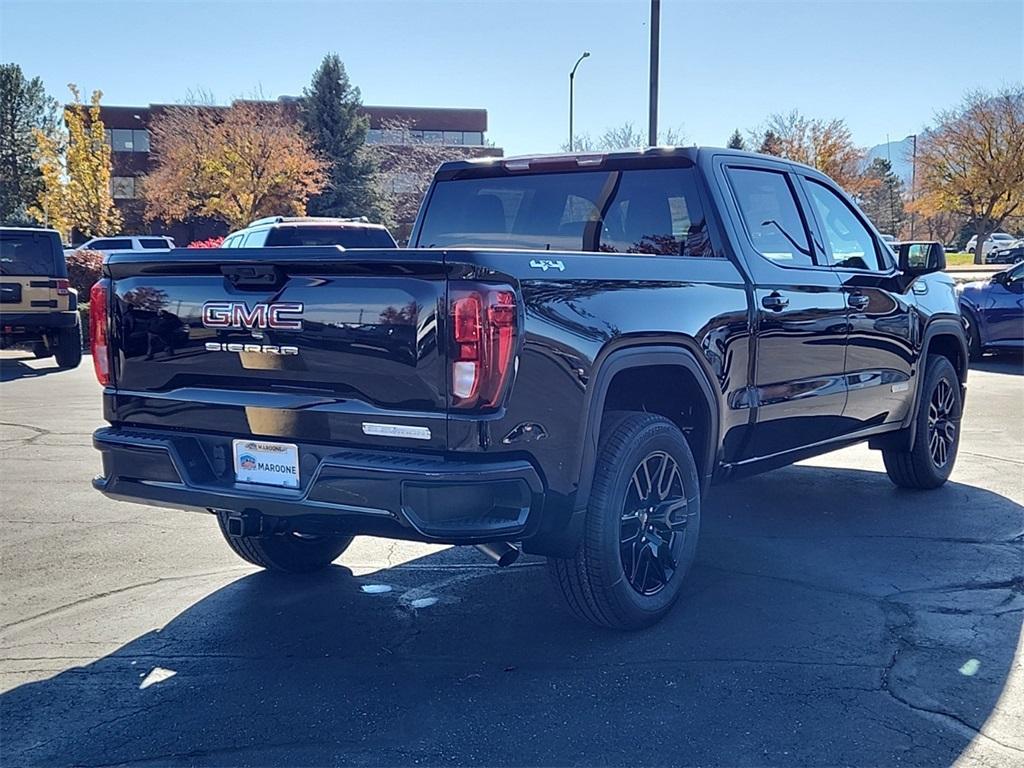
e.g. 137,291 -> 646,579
576,344 -> 721,510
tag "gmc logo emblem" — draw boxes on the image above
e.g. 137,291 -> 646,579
202,301 -> 304,331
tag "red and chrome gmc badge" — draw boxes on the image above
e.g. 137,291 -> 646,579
201,301 -> 304,331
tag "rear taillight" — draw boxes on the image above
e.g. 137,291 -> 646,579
89,279 -> 111,385
450,284 -> 517,409
55,279 -> 69,296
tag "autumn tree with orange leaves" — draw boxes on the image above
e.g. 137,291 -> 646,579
916,87 -> 1024,264
144,101 -> 327,230
750,111 -> 868,193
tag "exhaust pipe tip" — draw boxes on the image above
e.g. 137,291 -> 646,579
475,542 -> 521,568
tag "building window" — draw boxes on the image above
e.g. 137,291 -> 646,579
108,128 -> 150,153
463,131 -> 484,146
366,129 -> 383,144
443,131 -> 464,145
423,130 -> 443,144
110,129 -> 134,152
111,177 -> 136,199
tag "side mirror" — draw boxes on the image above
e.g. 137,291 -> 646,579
898,241 -> 945,276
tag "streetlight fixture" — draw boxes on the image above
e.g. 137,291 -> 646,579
569,51 -> 590,152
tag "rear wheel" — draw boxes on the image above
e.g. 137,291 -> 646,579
54,323 -> 82,369
548,412 -> 701,630
882,355 -> 962,489
216,514 -> 353,573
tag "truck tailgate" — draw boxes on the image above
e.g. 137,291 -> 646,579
104,247 -> 448,448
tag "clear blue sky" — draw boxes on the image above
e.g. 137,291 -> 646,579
1,0 -> 1021,155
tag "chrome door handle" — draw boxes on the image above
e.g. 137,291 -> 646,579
848,293 -> 870,310
761,293 -> 789,311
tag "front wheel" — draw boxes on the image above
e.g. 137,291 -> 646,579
216,514 -> 353,573
548,413 -> 701,630
882,355 -> 962,489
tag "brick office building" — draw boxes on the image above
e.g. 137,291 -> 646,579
98,100 -> 503,244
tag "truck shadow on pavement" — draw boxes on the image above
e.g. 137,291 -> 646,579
1,466 -> 1022,767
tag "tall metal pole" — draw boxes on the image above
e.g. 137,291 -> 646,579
569,52 -> 590,152
909,134 -> 918,239
648,0 -> 661,146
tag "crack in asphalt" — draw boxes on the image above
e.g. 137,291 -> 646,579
960,449 -> 1024,466
0,569 -> 246,634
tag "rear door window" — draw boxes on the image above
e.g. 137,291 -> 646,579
241,230 -> 266,247
416,166 -> 713,256
0,232 -> 58,276
726,167 -> 814,267
139,238 -> 171,249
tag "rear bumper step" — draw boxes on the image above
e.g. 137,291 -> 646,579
93,427 -> 543,542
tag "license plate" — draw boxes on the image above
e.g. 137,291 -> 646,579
232,439 -> 300,488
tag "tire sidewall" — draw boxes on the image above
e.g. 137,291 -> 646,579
589,417 -> 701,625
915,357 -> 961,483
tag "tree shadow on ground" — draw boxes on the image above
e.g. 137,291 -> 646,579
1,466 -> 1021,767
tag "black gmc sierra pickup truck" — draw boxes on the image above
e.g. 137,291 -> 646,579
92,147 -> 967,629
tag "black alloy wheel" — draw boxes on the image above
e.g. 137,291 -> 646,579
620,450 -> 693,595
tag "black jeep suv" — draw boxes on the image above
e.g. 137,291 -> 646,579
91,148 -> 967,629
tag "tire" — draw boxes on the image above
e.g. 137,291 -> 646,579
32,342 -> 52,359
54,323 -> 82,369
216,514 -> 353,573
882,355 -> 962,490
963,308 -> 983,362
548,413 -> 701,630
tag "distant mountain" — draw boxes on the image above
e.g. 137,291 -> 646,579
864,136 -> 917,187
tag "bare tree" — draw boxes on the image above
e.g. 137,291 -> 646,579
366,120 -> 494,239
563,121 -> 685,152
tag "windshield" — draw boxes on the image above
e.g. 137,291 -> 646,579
0,232 -> 59,276
416,167 -> 713,257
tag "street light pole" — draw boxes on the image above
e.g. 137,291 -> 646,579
569,51 -> 590,152
648,0 -> 660,146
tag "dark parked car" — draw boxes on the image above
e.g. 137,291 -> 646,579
988,245 -> 1024,265
958,261 -> 1024,359
91,148 -> 967,629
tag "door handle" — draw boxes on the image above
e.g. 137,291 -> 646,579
761,293 -> 789,311
848,293 -> 870,310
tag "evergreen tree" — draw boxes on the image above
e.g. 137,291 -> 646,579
858,157 -> 906,236
0,63 -> 59,222
299,54 -> 388,222
726,129 -> 745,150
758,129 -> 782,156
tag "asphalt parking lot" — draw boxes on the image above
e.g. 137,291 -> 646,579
0,351 -> 1021,767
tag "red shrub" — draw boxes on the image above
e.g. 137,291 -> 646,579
65,249 -> 104,297
187,236 -> 225,249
